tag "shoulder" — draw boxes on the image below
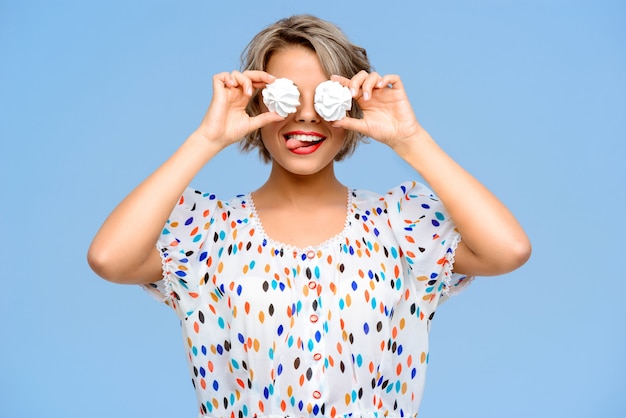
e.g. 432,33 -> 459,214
171,188 -> 248,216
351,181 -> 437,212
350,181 -> 457,246
172,187 -> 219,213
162,189 -> 251,244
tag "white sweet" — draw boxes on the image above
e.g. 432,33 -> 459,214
262,78 -> 300,117
314,80 -> 352,121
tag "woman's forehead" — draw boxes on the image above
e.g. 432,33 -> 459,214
265,46 -> 327,86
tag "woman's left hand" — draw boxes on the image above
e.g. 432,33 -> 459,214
331,72 -> 424,149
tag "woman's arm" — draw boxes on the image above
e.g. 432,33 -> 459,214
87,71 -> 283,284
333,72 -> 531,276
87,132 -> 222,284
391,130 -> 531,276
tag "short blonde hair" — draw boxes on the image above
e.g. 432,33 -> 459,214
240,15 -> 372,162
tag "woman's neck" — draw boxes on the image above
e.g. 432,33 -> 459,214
254,162 -> 346,209
250,161 -> 349,248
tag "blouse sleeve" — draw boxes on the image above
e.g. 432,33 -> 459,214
384,181 -> 474,305
141,187 -> 219,319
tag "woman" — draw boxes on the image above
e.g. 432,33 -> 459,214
88,14 -> 531,417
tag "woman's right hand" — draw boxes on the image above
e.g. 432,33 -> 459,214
196,70 -> 285,148
88,70 -> 285,285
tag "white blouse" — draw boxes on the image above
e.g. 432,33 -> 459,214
144,181 -> 472,417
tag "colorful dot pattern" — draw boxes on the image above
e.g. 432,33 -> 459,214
143,181 -> 472,418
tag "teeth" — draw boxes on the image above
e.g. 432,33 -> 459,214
287,134 -> 324,142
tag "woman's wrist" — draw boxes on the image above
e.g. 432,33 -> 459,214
389,126 -> 434,159
187,128 -> 229,156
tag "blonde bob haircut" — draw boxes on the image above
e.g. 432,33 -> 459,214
240,15 -> 372,163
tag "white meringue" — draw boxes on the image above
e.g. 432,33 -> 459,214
262,78 -> 300,117
314,80 -> 352,121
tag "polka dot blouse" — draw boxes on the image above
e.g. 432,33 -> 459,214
144,181 -> 472,418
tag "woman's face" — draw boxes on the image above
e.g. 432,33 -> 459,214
260,45 -> 347,177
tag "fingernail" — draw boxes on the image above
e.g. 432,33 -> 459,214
363,91 -> 370,101
247,87 -> 253,96
350,87 -> 356,96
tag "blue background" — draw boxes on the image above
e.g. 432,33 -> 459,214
2,1 -> 624,417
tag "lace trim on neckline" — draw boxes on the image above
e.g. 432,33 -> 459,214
245,187 -> 354,253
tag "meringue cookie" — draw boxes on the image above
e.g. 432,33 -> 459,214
262,78 -> 301,117
314,80 -> 352,121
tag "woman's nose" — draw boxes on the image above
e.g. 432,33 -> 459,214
294,92 -> 320,123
